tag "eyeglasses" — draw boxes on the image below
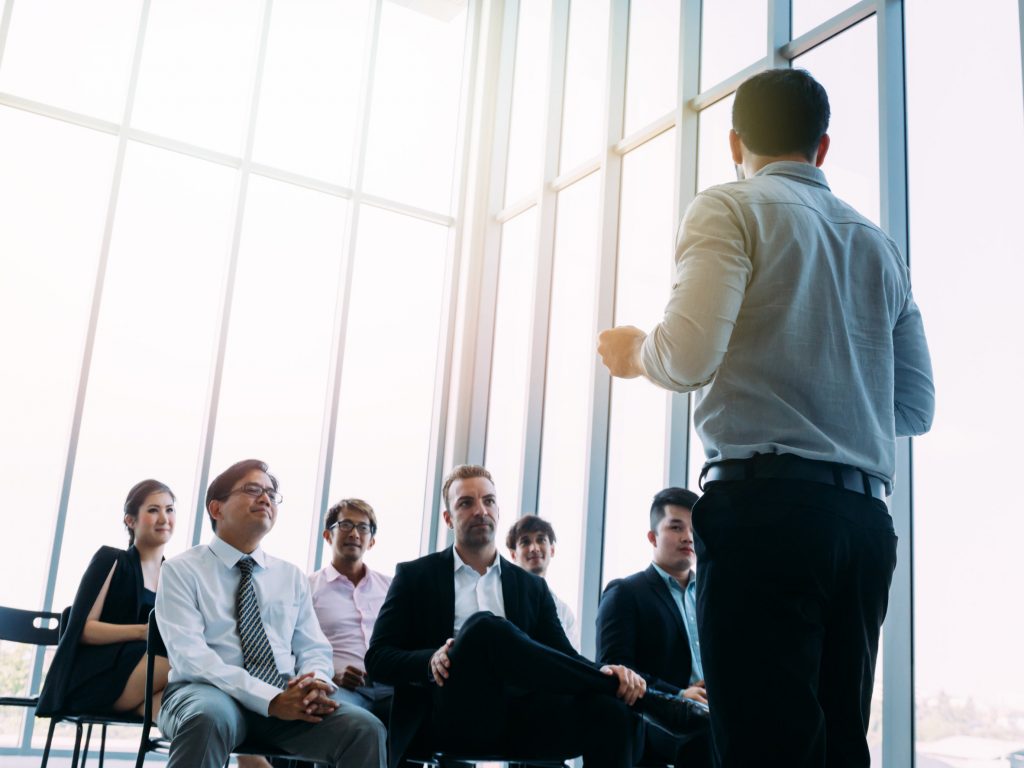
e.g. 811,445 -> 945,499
229,483 -> 283,505
328,520 -> 375,536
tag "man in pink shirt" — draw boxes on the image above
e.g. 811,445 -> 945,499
309,498 -> 393,723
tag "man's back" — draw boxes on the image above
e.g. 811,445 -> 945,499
645,161 -> 933,482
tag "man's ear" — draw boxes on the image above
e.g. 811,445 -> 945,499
442,509 -> 453,529
549,543 -> 556,559
729,129 -> 744,166
322,528 -> 332,544
647,530 -> 657,547
814,134 -> 830,167
509,548 -> 519,562
366,535 -> 376,551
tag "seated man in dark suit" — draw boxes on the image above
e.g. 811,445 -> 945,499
597,487 -> 711,767
365,465 -> 699,768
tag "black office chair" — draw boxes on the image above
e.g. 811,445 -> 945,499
136,611 -> 300,768
39,606 -> 147,768
0,604 -> 61,712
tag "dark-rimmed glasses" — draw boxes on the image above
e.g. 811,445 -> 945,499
328,520 -> 375,536
228,483 -> 283,505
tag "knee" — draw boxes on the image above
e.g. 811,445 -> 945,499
456,611 -> 506,643
164,685 -> 243,747
327,706 -> 386,760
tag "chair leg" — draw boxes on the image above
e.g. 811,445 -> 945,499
70,722 -> 84,768
81,722 -> 93,768
98,723 -> 107,768
39,717 -> 59,768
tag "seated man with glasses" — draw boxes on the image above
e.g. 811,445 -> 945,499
155,459 -> 386,768
309,499 -> 393,724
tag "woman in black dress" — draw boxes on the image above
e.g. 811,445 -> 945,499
38,479 -> 175,718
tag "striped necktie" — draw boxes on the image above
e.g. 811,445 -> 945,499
236,556 -> 286,689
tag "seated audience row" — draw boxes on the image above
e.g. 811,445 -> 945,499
36,458 -> 710,768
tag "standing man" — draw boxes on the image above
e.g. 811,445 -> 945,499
310,498 -> 393,723
365,465 -> 695,768
506,515 -> 580,651
155,459 -> 386,768
598,68 -> 934,767
597,487 -> 710,768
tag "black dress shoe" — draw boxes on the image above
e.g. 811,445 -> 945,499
637,691 -> 708,734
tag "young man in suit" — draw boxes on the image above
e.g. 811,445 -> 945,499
365,465 -> 698,768
597,487 -> 711,767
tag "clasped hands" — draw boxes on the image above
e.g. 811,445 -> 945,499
268,672 -> 337,723
428,638 -> 647,707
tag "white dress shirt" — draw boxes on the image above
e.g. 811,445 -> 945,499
452,548 -> 505,633
550,590 -> 580,652
309,563 -> 392,674
156,536 -> 334,716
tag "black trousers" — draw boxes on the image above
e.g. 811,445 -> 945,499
429,612 -> 640,768
693,478 -> 897,768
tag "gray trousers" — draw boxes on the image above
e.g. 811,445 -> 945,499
158,681 -> 386,768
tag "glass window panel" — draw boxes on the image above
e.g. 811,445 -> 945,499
328,207 -> 449,577
795,18 -> 879,224
132,0 -> 262,155
0,111 -> 114,736
907,0 -> 1024,758
485,209 -> 539,522
504,0 -> 552,205
793,0 -> 858,39
559,0 -> 609,172
53,142 -> 236,612
700,0 -> 766,91
207,176 -> 348,568
363,1 -> 468,212
697,93 -> 738,191
602,130 -> 676,586
536,172 -> 601,612
623,0 -> 679,137
0,0 -> 140,121
252,0 -> 371,184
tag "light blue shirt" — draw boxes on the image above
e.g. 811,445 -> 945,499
156,536 -> 335,716
641,162 -> 934,486
651,563 -> 703,686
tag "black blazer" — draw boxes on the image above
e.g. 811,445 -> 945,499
37,546 -> 146,716
365,547 -> 581,768
596,564 -> 695,696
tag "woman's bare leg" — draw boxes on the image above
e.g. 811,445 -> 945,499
236,757 -> 274,768
112,654 -> 169,715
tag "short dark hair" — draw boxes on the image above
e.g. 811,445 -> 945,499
326,498 -> 378,535
505,515 -> 557,552
440,464 -> 493,510
732,68 -> 830,161
205,459 -> 278,532
650,487 -> 700,533
124,479 -> 175,546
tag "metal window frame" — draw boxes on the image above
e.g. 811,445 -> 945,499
0,0 -> 479,754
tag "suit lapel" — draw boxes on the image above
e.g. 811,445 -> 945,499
437,547 -> 456,635
499,556 -> 522,627
644,564 -> 689,641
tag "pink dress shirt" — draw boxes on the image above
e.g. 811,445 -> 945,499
309,563 -> 392,674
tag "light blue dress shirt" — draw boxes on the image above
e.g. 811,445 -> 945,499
641,162 -> 934,486
156,536 -> 335,716
651,563 -> 703,686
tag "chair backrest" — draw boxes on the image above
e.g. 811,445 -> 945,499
0,605 -> 61,646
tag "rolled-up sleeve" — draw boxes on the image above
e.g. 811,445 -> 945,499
892,291 -> 935,436
641,189 -> 751,392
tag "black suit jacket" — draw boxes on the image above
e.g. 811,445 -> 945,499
596,565 -> 695,696
365,547 -> 581,768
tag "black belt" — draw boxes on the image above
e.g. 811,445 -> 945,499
699,455 -> 889,501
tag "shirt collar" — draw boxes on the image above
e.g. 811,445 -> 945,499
210,535 -> 267,570
651,562 -> 696,592
323,562 -> 372,584
754,160 -> 830,190
453,547 -> 501,575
